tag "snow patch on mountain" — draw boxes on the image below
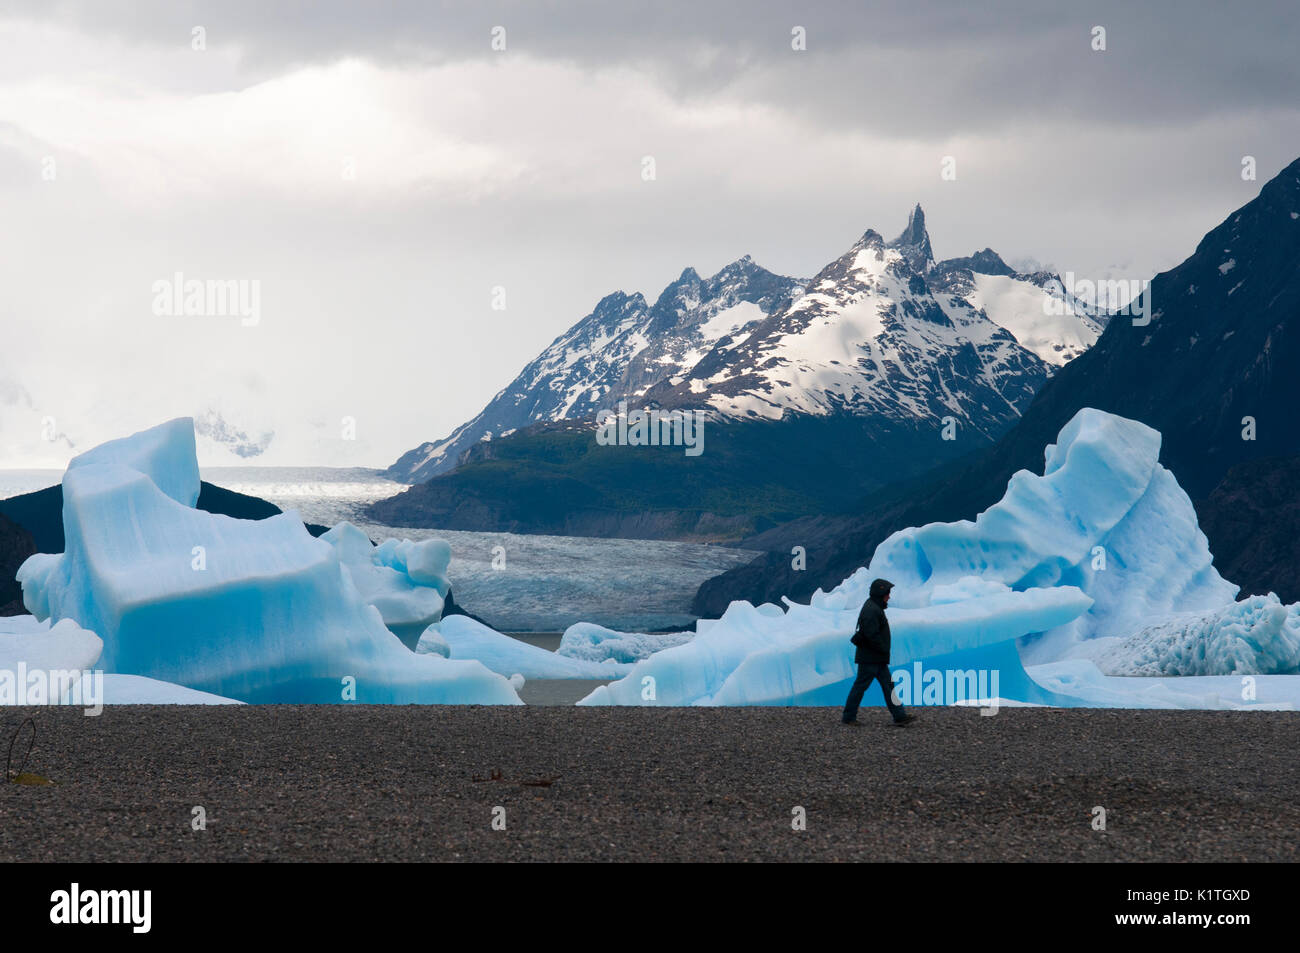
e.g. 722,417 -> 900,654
964,273 -> 1103,365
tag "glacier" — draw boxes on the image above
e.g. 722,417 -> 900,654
580,408 -> 1300,710
15,419 -> 521,705
9,408 -> 1299,711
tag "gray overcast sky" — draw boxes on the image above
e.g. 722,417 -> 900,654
1,0 -> 1297,466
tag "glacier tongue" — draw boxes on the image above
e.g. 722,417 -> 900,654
16,419 -> 520,704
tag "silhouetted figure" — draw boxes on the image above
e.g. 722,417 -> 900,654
842,578 -> 915,726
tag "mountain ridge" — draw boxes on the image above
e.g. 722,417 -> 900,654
388,206 -> 1096,484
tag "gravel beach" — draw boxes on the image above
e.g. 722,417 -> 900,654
2,705 -> 1296,862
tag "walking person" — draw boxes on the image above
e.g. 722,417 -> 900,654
842,578 -> 915,726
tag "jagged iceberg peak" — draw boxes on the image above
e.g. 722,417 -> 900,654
887,203 -> 935,273
576,407 -> 1295,709
856,406 -> 1237,656
66,416 -> 200,508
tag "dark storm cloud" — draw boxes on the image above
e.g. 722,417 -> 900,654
18,0 -> 1300,135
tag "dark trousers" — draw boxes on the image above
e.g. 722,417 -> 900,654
842,661 -> 907,723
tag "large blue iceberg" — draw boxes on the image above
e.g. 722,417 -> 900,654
860,409 -> 1239,662
16,419 -> 520,704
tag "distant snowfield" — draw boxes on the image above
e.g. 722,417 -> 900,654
0,466 -> 405,505
694,237 -> 1052,432
199,465 -> 407,526
966,273 -> 1104,366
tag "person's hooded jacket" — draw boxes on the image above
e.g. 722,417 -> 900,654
850,579 -> 894,664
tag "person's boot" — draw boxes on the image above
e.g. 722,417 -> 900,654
892,713 -> 916,725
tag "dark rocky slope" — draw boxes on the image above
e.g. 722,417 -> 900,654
1195,455 -> 1300,603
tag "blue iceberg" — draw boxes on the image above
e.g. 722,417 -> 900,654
17,419 -> 520,704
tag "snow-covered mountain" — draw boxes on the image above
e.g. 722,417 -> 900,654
387,257 -> 805,481
649,206 -> 1070,440
388,205 -> 1095,482
193,409 -> 275,459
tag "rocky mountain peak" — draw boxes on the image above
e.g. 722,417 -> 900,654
887,203 -> 935,273
851,228 -> 886,252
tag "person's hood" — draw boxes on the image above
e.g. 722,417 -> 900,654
868,578 -> 894,602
